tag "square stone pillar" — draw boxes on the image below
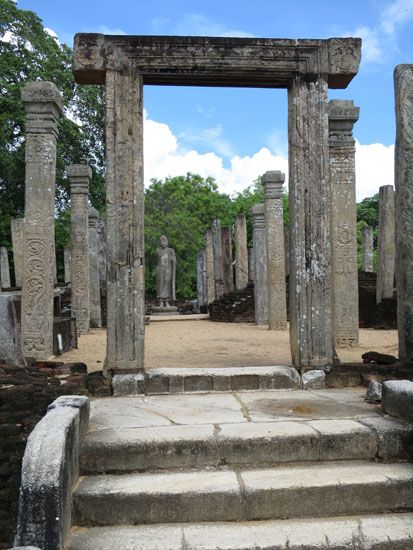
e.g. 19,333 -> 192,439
68,161 -> 91,334
234,214 -> 248,291
361,227 -> 374,272
394,64 -> 413,362
284,224 -> 290,277
248,247 -> 255,282
205,230 -> 215,304
221,227 -> 234,295
105,69 -> 145,374
11,218 -> 24,287
328,99 -> 360,347
249,203 -> 268,325
212,219 -> 224,299
376,185 -> 395,304
64,246 -> 71,283
288,75 -> 334,368
262,171 -> 287,330
21,82 -> 62,360
196,250 -> 207,309
88,206 -> 102,328
0,247 -> 11,289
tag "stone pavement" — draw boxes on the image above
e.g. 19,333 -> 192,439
68,388 -> 413,549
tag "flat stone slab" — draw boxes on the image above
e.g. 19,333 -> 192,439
382,380 -> 413,422
73,462 -> 413,526
68,513 -> 413,549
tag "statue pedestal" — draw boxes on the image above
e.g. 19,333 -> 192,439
152,306 -> 179,316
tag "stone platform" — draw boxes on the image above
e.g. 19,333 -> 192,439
68,388 -> 413,549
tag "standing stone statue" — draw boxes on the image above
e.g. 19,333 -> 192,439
156,235 -> 176,307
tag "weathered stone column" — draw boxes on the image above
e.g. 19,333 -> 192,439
361,227 -> 374,272
205,230 -> 215,304
212,219 -> 224,299
105,68 -> 145,374
68,161 -> 91,334
288,75 -> 334,368
234,214 -> 248,290
196,250 -> 206,309
64,247 -> 71,283
21,82 -> 62,359
88,206 -> 102,328
0,247 -> 11,289
221,227 -> 234,295
394,64 -> 413,362
376,185 -> 395,304
11,218 -> 24,287
328,99 -> 359,347
262,171 -> 287,330
248,247 -> 255,282
284,224 -> 290,277
249,203 -> 268,325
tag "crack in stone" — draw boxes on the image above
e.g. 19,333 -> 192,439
138,405 -> 178,425
233,392 -> 252,422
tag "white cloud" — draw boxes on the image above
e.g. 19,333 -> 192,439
152,13 -> 254,38
350,25 -> 382,63
380,0 -> 413,35
355,141 -> 394,200
179,124 -> 235,158
97,25 -> 126,35
144,112 -> 394,201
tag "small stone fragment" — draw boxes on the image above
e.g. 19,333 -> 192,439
366,380 -> 382,403
302,369 -> 326,389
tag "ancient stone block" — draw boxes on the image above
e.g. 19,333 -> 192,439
0,246 -> 11,288
361,227 -> 374,272
205,230 -> 215,304
328,99 -> 359,347
11,218 -> 24,287
20,82 -> 62,360
0,294 -> 26,367
382,380 -> 413,422
262,171 -> 287,331
249,203 -> 268,325
196,250 -> 207,308
376,185 -> 395,304
234,214 -> 248,291
88,207 -> 102,328
221,227 -> 234,295
211,219 -> 224,299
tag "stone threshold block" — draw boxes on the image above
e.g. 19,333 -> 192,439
73,461 -> 413,526
80,416 -> 413,474
112,365 -> 301,396
67,513 -> 413,550
382,380 -> 413,423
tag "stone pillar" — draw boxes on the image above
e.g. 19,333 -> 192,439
64,247 -> 71,283
212,219 -> 224,299
284,224 -> 290,277
11,218 -> 24,287
328,99 -> 359,347
288,75 -> 334,368
68,161 -> 91,334
394,64 -> 413,362
97,218 -> 107,287
376,185 -> 395,304
196,250 -> 206,309
221,227 -> 234,295
205,230 -> 215,304
234,214 -> 248,290
88,206 -> 102,328
248,247 -> 255,282
249,203 -> 268,325
105,69 -> 145,374
0,247 -> 11,289
361,227 -> 374,272
262,171 -> 287,330
21,82 -> 62,359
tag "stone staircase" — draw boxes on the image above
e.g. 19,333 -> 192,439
67,380 -> 413,549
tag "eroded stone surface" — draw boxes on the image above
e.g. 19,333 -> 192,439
249,204 -> 268,325
0,246 -> 11,288
88,207 -> 102,328
234,214 -> 248,291
377,185 -> 395,304
361,226 -> 374,272
11,218 -> 24,287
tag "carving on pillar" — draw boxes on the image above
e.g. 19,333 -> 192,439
376,185 -> 395,304
249,203 -> 268,325
88,207 -> 102,328
211,220 -> 224,299
205,230 -> 215,304
234,214 -> 248,291
221,227 -> 234,295
20,82 -> 62,360
328,99 -> 359,347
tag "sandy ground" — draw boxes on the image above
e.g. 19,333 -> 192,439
60,318 -> 399,372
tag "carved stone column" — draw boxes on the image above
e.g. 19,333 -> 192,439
328,99 -> 359,347
262,171 -> 287,330
21,82 -> 62,359
105,68 -> 145,374
68,161 -> 91,334
205,230 -> 215,304
376,185 -> 395,304
196,250 -> 207,309
0,247 -> 11,289
249,203 -> 268,325
221,227 -> 234,295
64,247 -> 71,283
234,214 -> 248,291
361,227 -> 374,272
212,219 -> 224,299
248,247 -> 255,282
394,64 -> 413,362
88,206 -> 102,328
288,75 -> 333,368
11,218 -> 24,287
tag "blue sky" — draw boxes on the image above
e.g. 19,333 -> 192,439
17,0 -> 413,199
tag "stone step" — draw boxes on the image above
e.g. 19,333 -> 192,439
68,512 -> 413,549
113,365 -> 301,396
73,461 -> 413,526
80,416 -> 412,474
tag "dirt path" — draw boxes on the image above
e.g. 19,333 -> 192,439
60,319 -> 399,372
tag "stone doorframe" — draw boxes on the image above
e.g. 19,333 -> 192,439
73,34 -> 361,376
